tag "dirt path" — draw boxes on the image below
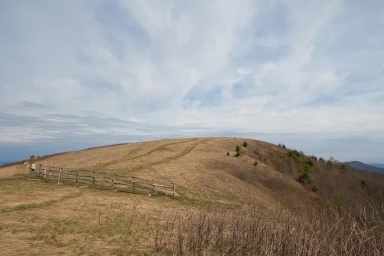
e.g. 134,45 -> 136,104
0,191 -> 82,214
88,138 -> 198,170
125,138 -> 211,172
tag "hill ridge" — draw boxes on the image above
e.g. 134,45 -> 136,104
345,161 -> 384,173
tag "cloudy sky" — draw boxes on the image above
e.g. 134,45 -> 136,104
1,0 -> 383,163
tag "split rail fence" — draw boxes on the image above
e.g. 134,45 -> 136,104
38,165 -> 176,197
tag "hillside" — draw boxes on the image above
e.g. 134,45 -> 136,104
0,137 -> 383,255
345,161 -> 384,173
0,138 -> 303,208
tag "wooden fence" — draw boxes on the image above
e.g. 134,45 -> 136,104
38,165 -> 176,197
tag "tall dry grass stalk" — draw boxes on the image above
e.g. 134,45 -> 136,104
152,204 -> 384,255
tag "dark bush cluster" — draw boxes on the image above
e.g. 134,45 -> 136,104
288,150 -> 301,158
304,159 -> 315,172
235,145 -> 241,157
299,171 -> 312,184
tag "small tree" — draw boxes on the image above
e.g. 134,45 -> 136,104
282,144 -> 286,149
312,185 -> 319,193
227,152 -> 230,156
299,172 -> 312,184
305,159 -> 314,168
243,142 -> 248,147
236,145 -> 240,152
303,159 -> 314,172
235,151 -> 241,157
254,161 -> 258,166
30,155 -> 35,159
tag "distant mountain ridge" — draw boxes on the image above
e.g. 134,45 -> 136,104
345,161 -> 384,173
371,164 -> 384,169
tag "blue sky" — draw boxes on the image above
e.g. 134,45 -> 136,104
0,0 -> 383,163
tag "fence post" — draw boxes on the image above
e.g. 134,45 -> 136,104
92,171 -> 95,184
173,183 -> 175,198
76,169 -> 79,183
58,168 -> 62,184
152,179 -> 155,195
49,169 -> 51,180
132,177 -> 134,191
111,173 -> 114,187
44,166 -> 47,179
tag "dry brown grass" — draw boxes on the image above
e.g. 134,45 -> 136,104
0,178 -> 180,255
0,137 -> 383,255
152,205 -> 384,255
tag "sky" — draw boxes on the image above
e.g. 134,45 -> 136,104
1,0 -> 384,164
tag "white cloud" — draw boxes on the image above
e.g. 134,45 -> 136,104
0,0 -> 383,162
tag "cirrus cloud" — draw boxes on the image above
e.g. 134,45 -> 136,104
0,0 -> 383,162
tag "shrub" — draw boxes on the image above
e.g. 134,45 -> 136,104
299,172 -> 312,184
30,155 -> 36,159
289,150 -> 301,158
254,161 -> 258,166
360,180 -> 367,188
305,159 -> 314,167
319,157 -> 324,162
227,152 -> 230,156
288,150 -> 301,163
234,145 -> 242,157
243,142 -> 248,147
312,186 -> 319,193
304,165 -> 311,172
282,144 -> 286,149
152,205 -> 384,255
340,164 -> 347,172
303,159 -> 315,172
327,160 -> 333,167
311,156 -> 318,161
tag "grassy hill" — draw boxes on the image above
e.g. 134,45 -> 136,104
0,137 -> 383,255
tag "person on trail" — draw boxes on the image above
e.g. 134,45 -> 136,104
31,162 -> 36,176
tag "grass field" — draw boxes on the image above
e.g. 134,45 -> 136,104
0,137 -> 383,255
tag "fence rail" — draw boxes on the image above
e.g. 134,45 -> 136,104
38,165 -> 176,197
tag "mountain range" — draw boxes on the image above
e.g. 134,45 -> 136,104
345,161 -> 384,173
